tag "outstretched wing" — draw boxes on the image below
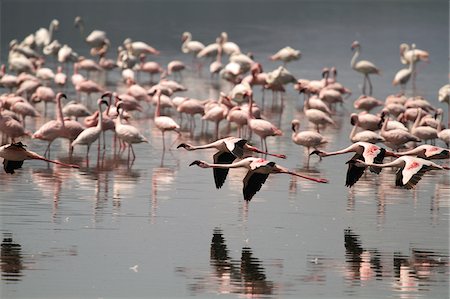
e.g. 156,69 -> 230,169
3,159 -> 24,174
345,153 -> 365,187
396,164 -> 432,189
212,151 -> 237,189
224,138 -> 246,158
242,170 -> 270,201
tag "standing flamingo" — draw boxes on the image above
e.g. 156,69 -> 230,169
291,119 -> 327,160
114,101 -> 148,161
71,98 -> 108,160
353,156 -> 449,189
189,157 -> 328,201
350,41 -> 380,95
154,89 -> 181,150
245,90 -> 283,151
310,142 -> 397,187
177,136 -> 286,189
0,142 -> 79,174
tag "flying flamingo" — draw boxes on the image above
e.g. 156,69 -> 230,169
353,156 -> 449,189
245,90 -> 283,151
154,89 -> 181,150
177,136 -> 286,189
189,157 -> 328,201
392,144 -> 449,160
71,98 -> 108,160
350,41 -> 380,95
310,141 -> 397,187
0,142 -> 79,174
114,100 -> 148,161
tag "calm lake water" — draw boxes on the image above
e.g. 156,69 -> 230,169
1,0 -> 449,298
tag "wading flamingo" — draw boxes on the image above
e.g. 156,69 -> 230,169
351,41 -> 380,95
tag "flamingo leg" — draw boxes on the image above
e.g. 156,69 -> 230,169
367,75 -> 373,95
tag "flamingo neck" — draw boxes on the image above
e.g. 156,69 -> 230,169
412,109 -> 422,129
247,94 -> 254,120
155,90 -> 161,118
97,104 -> 103,129
56,95 -> 65,126
349,121 -> 358,140
351,48 -> 359,69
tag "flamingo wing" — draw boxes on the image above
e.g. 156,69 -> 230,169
3,159 -> 24,174
212,151 -> 237,189
396,164 -> 431,189
224,138 -> 246,158
242,170 -> 270,201
345,153 -> 366,187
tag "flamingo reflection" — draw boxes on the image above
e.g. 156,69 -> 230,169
1,234 -> 24,282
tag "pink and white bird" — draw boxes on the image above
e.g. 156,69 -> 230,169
114,100 -> 148,161
353,156 -> 449,189
351,41 -> 380,95
291,119 -> 327,157
153,89 -> 181,150
393,144 -> 449,160
310,141 -> 397,187
71,98 -> 108,158
178,136 -> 286,189
0,142 -> 79,174
245,90 -> 283,151
189,156 -> 327,201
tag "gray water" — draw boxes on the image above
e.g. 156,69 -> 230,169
1,0 -> 449,298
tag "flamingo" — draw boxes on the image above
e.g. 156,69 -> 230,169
353,95 -> 384,112
353,156 -> 449,189
303,93 -> 335,133
189,157 -> 328,201
34,19 -> 59,49
392,144 -> 449,160
181,32 -> 205,66
411,108 -> 438,144
349,114 -> 384,144
219,32 -> 241,56
123,38 -> 160,57
393,57 -> 414,92
30,86 -> 55,117
32,93 -> 84,156
269,46 -> 301,66
177,136 -> 286,189
114,101 -> 148,161
54,66 -> 67,88
167,60 -> 186,81
380,115 -> 420,150
62,101 -> 91,120
0,102 -> 30,142
154,89 -> 181,150
291,119 -> 327,159
438,83 -> 450,127
71,98 -> 108,159
399,43 -> 429,89
74,16 -> 110,50
0,142 -> 79,174
310,141 -> 397,187
245,90 -> 283,151
10,100 -> 39,129
350,41 -> 380,95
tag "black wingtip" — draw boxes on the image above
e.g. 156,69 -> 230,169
189,160 -> 200,166
177,143 -> 186,149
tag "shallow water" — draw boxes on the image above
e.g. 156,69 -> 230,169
1,0 -> 449,298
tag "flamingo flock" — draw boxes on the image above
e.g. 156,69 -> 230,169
0,17 -> 449,202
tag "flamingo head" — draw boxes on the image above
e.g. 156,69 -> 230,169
321,67 -> 330,78
189,160 -> 209,168
350,113 -> 359,126
351,41 -> 360,51
310,150 -> 326,158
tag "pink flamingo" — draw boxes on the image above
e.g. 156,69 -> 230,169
114,100 -> 148,161
32,93 -> 84,156
392,144 -> 449,160
154,89 -> 181,150
310,141 -> 397,187
351,41 -> 380,95
245,90 -> 283,151
353,156 -> 449,189
178,136 -> 286,189
291,119 -> 327,158
0,102 -> 30,142
30,86 -> 55,117
189,157 -> 327,201
0,142 -> 79,174
71,98 -> 108,159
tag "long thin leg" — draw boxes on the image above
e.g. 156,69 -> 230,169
367,75 -> 373,96
162,131 -> 166,151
